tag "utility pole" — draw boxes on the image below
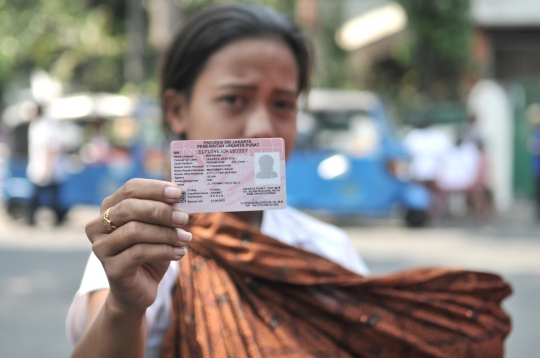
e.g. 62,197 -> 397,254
125,0 -> 145,85
148,0 -> 182,52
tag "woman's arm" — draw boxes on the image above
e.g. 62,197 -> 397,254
71,289 -> 146,358
84,289 -> 109,332
71,179 -> 190,358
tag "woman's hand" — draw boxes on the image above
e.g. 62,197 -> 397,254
85,178 -> 190,314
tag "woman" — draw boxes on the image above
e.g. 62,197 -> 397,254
68,4 -> 511,358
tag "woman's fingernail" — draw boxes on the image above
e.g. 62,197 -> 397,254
177,229 -> 192,243
172,210 -> 189,225
165,187 -> 182,199
174,247 -> 186,257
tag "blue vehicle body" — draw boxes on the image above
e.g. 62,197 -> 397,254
287,152 -> 429,215
286,89 -> 430,222
3,151 -> 157,212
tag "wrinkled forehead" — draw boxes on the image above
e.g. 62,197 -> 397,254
198,37 -> 300,94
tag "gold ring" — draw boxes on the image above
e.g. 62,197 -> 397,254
102,208 -> 117,232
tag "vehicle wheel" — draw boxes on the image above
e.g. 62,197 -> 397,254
404,209 -> 428,228
6,200 -> 27,220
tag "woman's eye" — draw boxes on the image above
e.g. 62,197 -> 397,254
274,100 -> 296,111
220,95 -> 245,107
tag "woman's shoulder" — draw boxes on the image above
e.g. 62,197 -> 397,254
262,206 -> 348,243
262,207 -> 369,275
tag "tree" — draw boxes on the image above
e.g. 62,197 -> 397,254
180,0 -> 294,17
0,0 -> 126,105
0,0 -> 350,108
397,0 -> 473,100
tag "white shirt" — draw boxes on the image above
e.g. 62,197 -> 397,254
403,128 -> 452,181
66,207 -> 369,358
27,115 -> 66,186
436,142 -> 481,191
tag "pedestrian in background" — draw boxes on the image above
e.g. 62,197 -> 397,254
436,135 -> 493,220
403,121 -> 452,190
26,103 -> 67,225
461,113 -> 493,220
402,120 -> 452,218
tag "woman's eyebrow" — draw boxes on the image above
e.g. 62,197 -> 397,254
217,84 -> 257,91
274,89 -> 297,96
216,83 -> 297,95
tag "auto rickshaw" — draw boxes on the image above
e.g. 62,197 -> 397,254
286,89 -> 430,227
1,93 -> 165,223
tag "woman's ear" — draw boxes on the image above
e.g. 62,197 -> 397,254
163,89 -> 188,136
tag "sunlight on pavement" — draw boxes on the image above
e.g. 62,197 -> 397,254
346,226 -> 540,274
0,206 -> 98,250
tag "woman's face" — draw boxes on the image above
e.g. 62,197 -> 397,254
165,37 -> 299,158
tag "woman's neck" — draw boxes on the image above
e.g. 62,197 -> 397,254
231,211 -> 263,229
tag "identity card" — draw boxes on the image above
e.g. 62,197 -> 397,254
170,138 -> 287,213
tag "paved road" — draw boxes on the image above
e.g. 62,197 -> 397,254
0,207 -> 92,358
0,206 -> 538,357
0,248 -> 89,358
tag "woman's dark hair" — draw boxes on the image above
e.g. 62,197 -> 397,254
160,3 -> 312,99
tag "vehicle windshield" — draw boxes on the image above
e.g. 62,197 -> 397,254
296,110 -> 381,157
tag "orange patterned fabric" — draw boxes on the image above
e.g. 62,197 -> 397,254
161,213 -> 512,358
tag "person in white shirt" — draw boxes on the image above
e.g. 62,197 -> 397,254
402,122 -> 452,187
26,104 -> 67,225
67,4 -> 370,358
436,139 -> 482,193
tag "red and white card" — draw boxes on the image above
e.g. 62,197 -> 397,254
170,138 -> 287,213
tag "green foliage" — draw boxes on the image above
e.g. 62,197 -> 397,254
309,1 -> 351,89
396,0 -> 473,100
402,0 -> 471,62
180,0 -> 294,17
0,0 -> 351,105
0,0 -> 125,103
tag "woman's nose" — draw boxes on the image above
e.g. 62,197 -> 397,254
244,104 -> 276,139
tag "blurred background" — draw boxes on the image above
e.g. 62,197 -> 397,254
0,0 -> 539,356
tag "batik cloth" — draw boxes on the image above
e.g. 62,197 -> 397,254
161,213 -> 512,358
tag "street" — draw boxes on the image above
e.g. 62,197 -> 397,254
0,205 -> 539,357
